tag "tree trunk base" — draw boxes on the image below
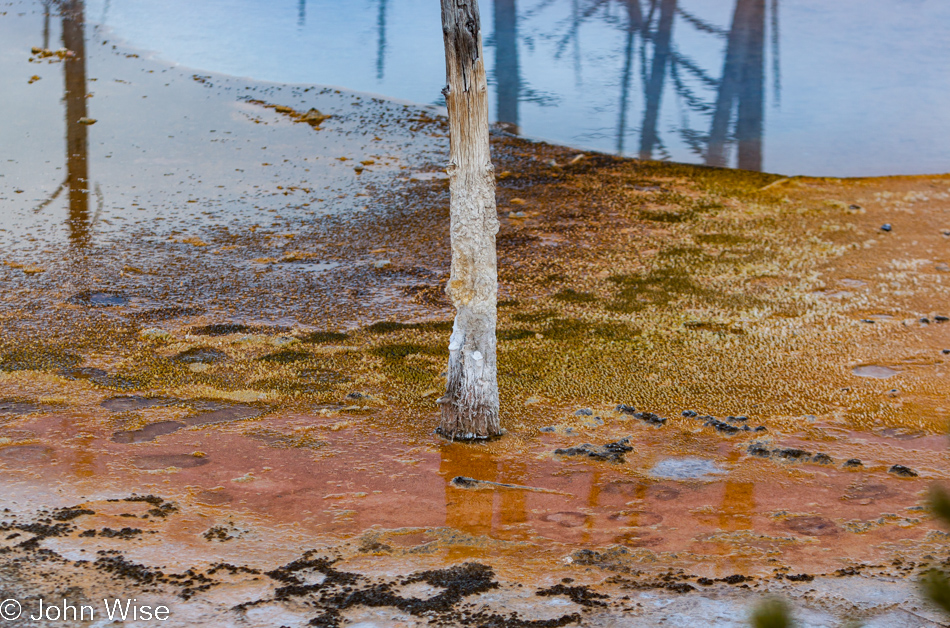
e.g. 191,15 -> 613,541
434,427 -> 504,442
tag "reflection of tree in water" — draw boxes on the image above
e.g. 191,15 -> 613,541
488,0 -> 561,136
34,0 -> 97,247
375,0 -> 387,81
521,0 -> 778,170
494,0 -> 520,133
62,0 -> 90,246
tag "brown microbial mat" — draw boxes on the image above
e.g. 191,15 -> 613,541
2,2 -> 950,626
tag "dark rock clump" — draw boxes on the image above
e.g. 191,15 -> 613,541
51,507 -> 95,522
889,464 -> 918,478
719,574 -> 752,585
747,444 -> 833,466
98,527 -> 143,539
705,418 -> 741,434
616,405 -> 666,425
536,583 -> 608,607
555,438 -> 633,463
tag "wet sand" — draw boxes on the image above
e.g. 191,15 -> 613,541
2,2 -> 950,626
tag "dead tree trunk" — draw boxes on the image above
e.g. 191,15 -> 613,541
436,0 -> 501,440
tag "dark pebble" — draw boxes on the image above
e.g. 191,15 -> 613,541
811,453 -> 833,465
681,410 -> 697,418
843,458 -> 863,468
539,426 -> 557,433
936,315 -> 949,323
921,318 -> 931,324
615,404 -> 636,414
575,408 -> 593,416
754,426 -> 768,432
860,319 -> 875,324
881,224 -> 892,232
849,204 -> 861,210
943,350 -> 950,355
888,464 -> 918,478
748,443 -> 771,458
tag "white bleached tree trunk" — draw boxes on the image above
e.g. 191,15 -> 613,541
436,0 -> 501,440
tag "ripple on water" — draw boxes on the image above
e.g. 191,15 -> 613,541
66,291 -> 129,307
649,457 -> 726,480
852,365 -> 899,379
112,421 -> 186,444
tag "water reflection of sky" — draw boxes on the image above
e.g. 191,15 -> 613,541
86,0 -> 950,177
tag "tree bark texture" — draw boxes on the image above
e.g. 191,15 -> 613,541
437,0 -> 501,440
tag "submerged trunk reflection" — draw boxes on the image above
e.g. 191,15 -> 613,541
639,0 -> 675,160
706,0 -> 765,170
62,0 -> 90,247
494,0 -> 520,134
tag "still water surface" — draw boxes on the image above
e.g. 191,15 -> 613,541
87,0 -> 950,177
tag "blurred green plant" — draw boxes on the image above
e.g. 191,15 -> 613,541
921,485 -> 950,616
750,598 -> 793,628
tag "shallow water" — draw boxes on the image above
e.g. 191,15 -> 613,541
1,2 -> 950,625
83,0 -> 950,176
